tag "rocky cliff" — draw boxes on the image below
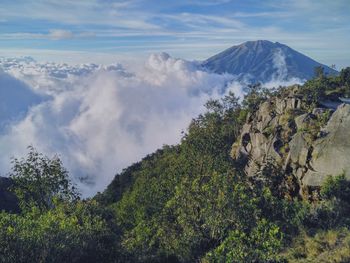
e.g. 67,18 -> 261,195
231,86 -> 350,197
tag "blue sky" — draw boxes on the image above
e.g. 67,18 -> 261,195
0,0 -> 349,68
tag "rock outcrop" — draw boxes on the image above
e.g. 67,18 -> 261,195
303,104 -> 350,186
231,88 -> 350,196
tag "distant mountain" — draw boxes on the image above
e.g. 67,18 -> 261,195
202,40 -> 338,83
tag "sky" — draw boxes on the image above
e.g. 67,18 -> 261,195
0,0 -> 349,68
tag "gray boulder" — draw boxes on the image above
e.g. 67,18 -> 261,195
303,104 -> 350,186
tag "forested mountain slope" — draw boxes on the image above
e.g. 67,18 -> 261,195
98,67 -> 350,262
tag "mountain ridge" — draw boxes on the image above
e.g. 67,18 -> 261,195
203,40 -> 338,82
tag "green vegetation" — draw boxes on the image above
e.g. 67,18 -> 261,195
0,147 -> 123,263
301,66 -> 350,109
0,201 -> 121,263
281,174 -> 350,262
1,68 -> 350,262
282,228 -> 350,263
10,146 -> 79,212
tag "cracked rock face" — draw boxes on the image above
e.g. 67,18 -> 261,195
232,93 -> 350,191
232,95 -> 301,177
303,104 -> 350,186
289,132 -> 310,167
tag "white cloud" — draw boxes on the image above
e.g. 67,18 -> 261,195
0,30 -> 94,41
0,54 -> 233,196
0,53 -> 302,196
0,69 -> 44,130
48,29 -> 74,40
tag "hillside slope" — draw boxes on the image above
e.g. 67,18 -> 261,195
98,67 -> 350,262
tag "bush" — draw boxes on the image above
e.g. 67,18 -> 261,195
282,228 -> 350,263
0,200 -> 121,263
320,174 -> 350,201
205,219 -> 283,263
10,146 -> 79,212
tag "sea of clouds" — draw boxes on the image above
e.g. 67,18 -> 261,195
0,50 -> 302,196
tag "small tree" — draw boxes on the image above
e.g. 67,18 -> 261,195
242,83 -> 272,113
340,67 -> 350,86
10,146 -> 79,212
314,66 -> 325,79
320,174 -> 350,202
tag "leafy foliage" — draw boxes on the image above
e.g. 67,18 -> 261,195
320,174 -> 350,201
0,200 -> 121,263
0,148 -> 123,263
301,66 -> 350,108
10,146 -> 79,212
205,219 -> 283,262
282,228 -> 350,263
242,83 -> 274,113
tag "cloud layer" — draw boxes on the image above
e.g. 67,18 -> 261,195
0,54 -> 237,195
0,53 -> 301,196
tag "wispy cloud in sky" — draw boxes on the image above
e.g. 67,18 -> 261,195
0,0 -> 349,67
0,30 -> 95,41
